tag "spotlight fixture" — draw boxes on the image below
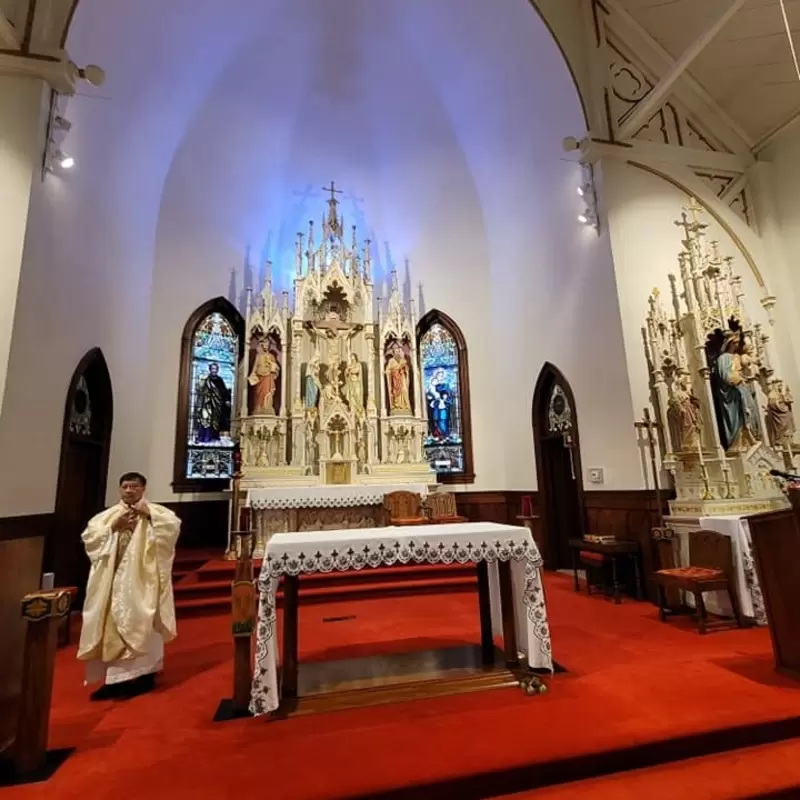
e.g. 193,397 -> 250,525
57,152 -> 75,169
577,163 -> 600,235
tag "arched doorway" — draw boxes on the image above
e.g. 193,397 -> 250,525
532,363 -> 586,570
50,349 -> 113,604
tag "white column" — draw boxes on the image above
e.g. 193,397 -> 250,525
0,76 -> 48,418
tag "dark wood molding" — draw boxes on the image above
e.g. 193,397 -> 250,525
416,309 -> 475,485
172,297 -> 245,495
0,514 -> 52,543
532,362 -> 587,568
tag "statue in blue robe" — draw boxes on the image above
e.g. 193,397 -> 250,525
426,369 -> 454,441
711,332 -> 762,451
304,358 -> 321,410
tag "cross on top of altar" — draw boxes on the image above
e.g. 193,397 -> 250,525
323,180 -> 343,203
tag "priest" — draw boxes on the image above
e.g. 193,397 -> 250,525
77,472 -> 181,700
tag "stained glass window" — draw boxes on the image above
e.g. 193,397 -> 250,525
419,321 -> 466,476
186,312 -> 238,480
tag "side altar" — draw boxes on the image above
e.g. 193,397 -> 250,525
642,200 -> 797,622
230,184 -> 435,555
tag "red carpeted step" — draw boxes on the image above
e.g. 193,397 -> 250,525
174,573 -> 478,616
499,739 -> 800,799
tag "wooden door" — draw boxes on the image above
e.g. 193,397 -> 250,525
533,364 -> 586,570
50,350 -> 113,605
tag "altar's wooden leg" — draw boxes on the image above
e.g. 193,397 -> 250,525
14,589 -> 71,775
497,561 -> 519,668
282,575 -> 300,699
476,562 -> 494,667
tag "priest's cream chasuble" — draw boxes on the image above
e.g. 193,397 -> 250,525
77,502 -> 181,685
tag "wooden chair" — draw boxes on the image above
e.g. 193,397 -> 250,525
654,529 -> 743,634
383,491 -> 428,526
426,492 -> 468,524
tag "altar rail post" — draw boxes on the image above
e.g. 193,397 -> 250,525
231,527 -> 256,716
13,589 -> 71,775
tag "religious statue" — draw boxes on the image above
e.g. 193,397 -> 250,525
667,374 -> 702,452
195,361 -> 231,442
344,353 -> 364,417
711,330 -> 762,451
304,357 -> 321,411
426,368 -> 453,441
320,377 -> 342,417
766,380 -> 795,449
249,339 -> 280,414
78,472 -> 181,699
385,342 -> 412,414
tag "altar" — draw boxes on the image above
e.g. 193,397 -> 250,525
245,483 -> 430,557
642,201 -> 797,623
250,522 -> 553,717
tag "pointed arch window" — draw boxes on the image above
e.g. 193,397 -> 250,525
173,297 -> 245,493
417,309 -> 475,484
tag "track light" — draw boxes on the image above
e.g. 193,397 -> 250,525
57,152 -> 74,169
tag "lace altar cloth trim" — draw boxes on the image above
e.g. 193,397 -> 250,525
250,522 -> 552,716
247,484 -> 429,510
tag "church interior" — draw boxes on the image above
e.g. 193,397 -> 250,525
5,0 -> 800,797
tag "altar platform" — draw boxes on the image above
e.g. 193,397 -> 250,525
32,572 -> 800,800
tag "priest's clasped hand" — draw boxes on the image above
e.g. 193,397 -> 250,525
111,509 -> 138,532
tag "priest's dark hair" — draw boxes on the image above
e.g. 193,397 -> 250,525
119,471 -> 147,486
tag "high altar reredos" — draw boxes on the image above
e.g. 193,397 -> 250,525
235,184 -> 435,492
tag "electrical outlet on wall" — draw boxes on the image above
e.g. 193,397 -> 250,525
587,467 -> 604,484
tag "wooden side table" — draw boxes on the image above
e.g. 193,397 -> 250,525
569,538 -> 642,604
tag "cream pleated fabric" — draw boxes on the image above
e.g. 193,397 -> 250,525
78,502 -> 180,682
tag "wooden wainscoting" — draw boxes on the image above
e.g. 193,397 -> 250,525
583,490 -> 667,603
453,489 -> 665,604
163,499 -> 229,551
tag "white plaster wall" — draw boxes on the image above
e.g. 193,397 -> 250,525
0,0 -> 618,512
146,0 -> 642,498
0,77 -> 47,420
604,159 -> 800,483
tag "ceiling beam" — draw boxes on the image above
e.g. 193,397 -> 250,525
581,138 -> 754,173
718,171 -> 749,204
0,11 -> 20,49
617,0 -> 747,141
604,0 -> 754,153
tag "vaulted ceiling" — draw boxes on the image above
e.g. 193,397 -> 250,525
614,0 -> 800,148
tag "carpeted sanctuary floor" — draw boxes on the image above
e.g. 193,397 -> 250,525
5,573 -> 800,800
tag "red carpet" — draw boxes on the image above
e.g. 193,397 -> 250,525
6,573 -> 800,799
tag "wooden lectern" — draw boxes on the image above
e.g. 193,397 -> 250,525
747,491 -> 800,680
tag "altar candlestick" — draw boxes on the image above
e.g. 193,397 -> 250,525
239,506 -> 251,532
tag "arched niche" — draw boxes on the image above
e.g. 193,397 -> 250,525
532,361 -> 586,568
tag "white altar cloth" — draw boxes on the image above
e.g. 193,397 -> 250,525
250,522 -> 553,716
247,484 -> 429,510
674,516 -> 766,625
